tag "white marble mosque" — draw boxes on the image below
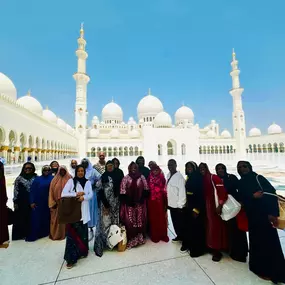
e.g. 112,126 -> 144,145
1,24 -> 285,166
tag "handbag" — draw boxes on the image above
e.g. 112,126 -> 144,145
106,225 -> 123,249
118,225 -> 127,252
58,197 -> 82,225
7,207 -> 14,225
211,175 -> 241,221
256,175 -> 285,230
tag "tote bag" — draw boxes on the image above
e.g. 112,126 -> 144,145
256,175 -> 285,230
211,175 -> 241,221
58,197 -> 82,224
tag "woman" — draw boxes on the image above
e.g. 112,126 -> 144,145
215,163 -> 248,262
26,165 -> 53,242
112,158 -> 125,182
12,162 -> 37,240
81,158 -> 101,240
136,156 -> 150,179
147,165 -> 169,243
93,152 -> 106,174
49,166 -> 71,240
184,161 -> 205,257
61,165 -> 93,269
199,163 -> 228,262
120,162 -> 149,249
237,161 -> 285,283
0,161 -> 9,248
50,161 -> 59,177
94,161 -> 121,257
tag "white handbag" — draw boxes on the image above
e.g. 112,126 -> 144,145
106,225 -> 123,249
211,175 -> 241,221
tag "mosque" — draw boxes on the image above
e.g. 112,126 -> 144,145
0,24 -> 285,165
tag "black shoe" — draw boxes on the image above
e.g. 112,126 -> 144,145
212,252 -> 223,262
172,237 -> 181,243
180,245 -> 188,253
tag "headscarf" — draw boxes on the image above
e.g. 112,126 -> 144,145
127,162 -> 144,203
49,166 -> 71,207
42,165 -> 51,176
111,158 -> 125,194
49,160 -> 59,176
237,161 -> 253,177
81,158 -> 101,185
136,156 -> 150,179
148,165 -> 166,200
101,160 -> 121,197
112,157 -> 120,168
73,165 -> 88,189
185,161 -> 202,191
0,161 -> 4,179
101,160 -> 115,184
69,159 -> 78,177
20,162 -> 37,180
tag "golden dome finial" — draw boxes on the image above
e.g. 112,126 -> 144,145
80,22 -> 84,38
46,105 -> 49,110
232,48 -> 236,59
27,89 -> 31,96
148,88 -> 151,95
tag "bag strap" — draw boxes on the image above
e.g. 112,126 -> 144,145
256,175 -> 284,200
256,175 -> 263,191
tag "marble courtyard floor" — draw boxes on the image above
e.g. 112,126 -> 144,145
1,222 -> 285,285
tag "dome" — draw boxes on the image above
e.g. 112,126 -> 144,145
128,117 -> 136,125
88,128 -> 99,138
249,127 -> 261,137
17,91 -> 43,115
154,111 -> 172,128
0,72 -> 17,101
66,124 -> 74,133
221,129 -> 231,138
268,123 -> 282,135
129,129 -> 140,139
207,130 -> 216,138
57,118 -> 66,129
102,101 -> 123,122
137,89 -> 163,119
110,129 -> 120,139
175,106 -> 194,125
43,107 -> 57,123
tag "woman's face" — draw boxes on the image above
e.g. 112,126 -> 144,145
24,164 -> 34,174
51,162 -> 59,169
42,167 -> 50,176
77,167 -> 85,178
153,169 -> 159,176
130,164 -> 137,174
107,164 -> 114,172
59,168 -> 66,177
199,165 -> 207,176
113,160 -> 119,169
237,162 -> 250,176
216,165 -> 225,177
186,164 -> 194,174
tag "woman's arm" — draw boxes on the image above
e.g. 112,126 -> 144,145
83,181 -> 93,201
177,174 -> 186,209
61,179 -> 76,198
13,177 -> 20,203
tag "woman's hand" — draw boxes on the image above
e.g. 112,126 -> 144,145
268,215 -> 278,228
77,196 -> 84,202
253,191 -> 263,199
30,203 -> 36,209
216,205 -> 223,215
76,192 -> 85,197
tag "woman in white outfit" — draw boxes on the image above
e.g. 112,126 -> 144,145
61,165 -> 93,269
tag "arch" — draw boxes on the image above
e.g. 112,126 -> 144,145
222,145 -> 226,154
248,144 -> 252,153
253,144 -> 257,153
273,142 -> 278,153
8,130 -> 17,149
211,146 -> 214,154
29,135 -> 34,148
119,147 -> 123,156
113,147 -> 118,156
167,141 -> 175,155
42,138 -> 46,150
230,145 -> 234,153
226,145 -> 230,154
280,143 -> 284,153
207,146 -> 211,154
203,146 -> 206,154
199,146 -> 202,154
219,146 -> 223,154
181,144 -> 186,155
0,127 -> 6,143
91,147 -> 96,157
124,146 -> 128,156
214,146 -> 218,154
108,147 -> 112,157
262,143 -> 267,153
268,143 -> 273,153
129,146 -> 134,156
134,146 -> 139,156
158,144 -> 163,156
257,144 -> 262,153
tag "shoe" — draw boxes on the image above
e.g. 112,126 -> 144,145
180,245 -> 188,253
212,252 -> 223,262
172,237 -> 181,243
230,255 -> 247,263
66,263 -> 74,269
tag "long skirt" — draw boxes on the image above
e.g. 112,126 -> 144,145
88,192 -> 98,228
12,202 -> 31,240
49,206 -> 65,240
64,221 -> 89,265
148,199 -> 168,243
26,205 -> 50,242
227,218 -> 248,262
184,209 -> 206,257
248,218 -> 285,283
120,202 -> 147,249
0,205 -> 9,245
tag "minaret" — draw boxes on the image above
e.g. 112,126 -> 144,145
229,49 -> 246,158
73,23 -> 90,158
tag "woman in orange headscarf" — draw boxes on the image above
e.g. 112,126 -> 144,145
49,166 -> 71,240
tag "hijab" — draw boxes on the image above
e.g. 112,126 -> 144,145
237,161 -> 253,177
185,161 -> 202,191
101,161 -> 121,197
127,162 -> 144,202
20,162 -> 37,180
148,165 -> 166,199
49,160 -> 59,176
136,156 -> 150,179
73,165 -> 88,189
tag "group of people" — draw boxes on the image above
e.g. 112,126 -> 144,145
0,155 -> 285,284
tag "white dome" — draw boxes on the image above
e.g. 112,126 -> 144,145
43,107 -> 57,123
110,129 -> 120,139
88,128 -> 99,138
102,101 -> 123,122
221,129 -> 231,138
128,117 -> 136,125
0,72 -> 17,101
66,124 -> 74,133
137,90 -> 163,119
207,130 -> 216,138
249,127 -> 261,137
175,106 -> 194,125
17,91 -> 43,115
268,123 -> 282,135
57,118 -> 66,129
154,111 -> 172,128
129,129 -> 140,139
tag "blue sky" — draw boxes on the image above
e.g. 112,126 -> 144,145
1,0 -> 285,133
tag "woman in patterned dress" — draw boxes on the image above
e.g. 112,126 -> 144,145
120,162 -> 149,249
12,162 -> 37,240
94,160 -> 122,257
